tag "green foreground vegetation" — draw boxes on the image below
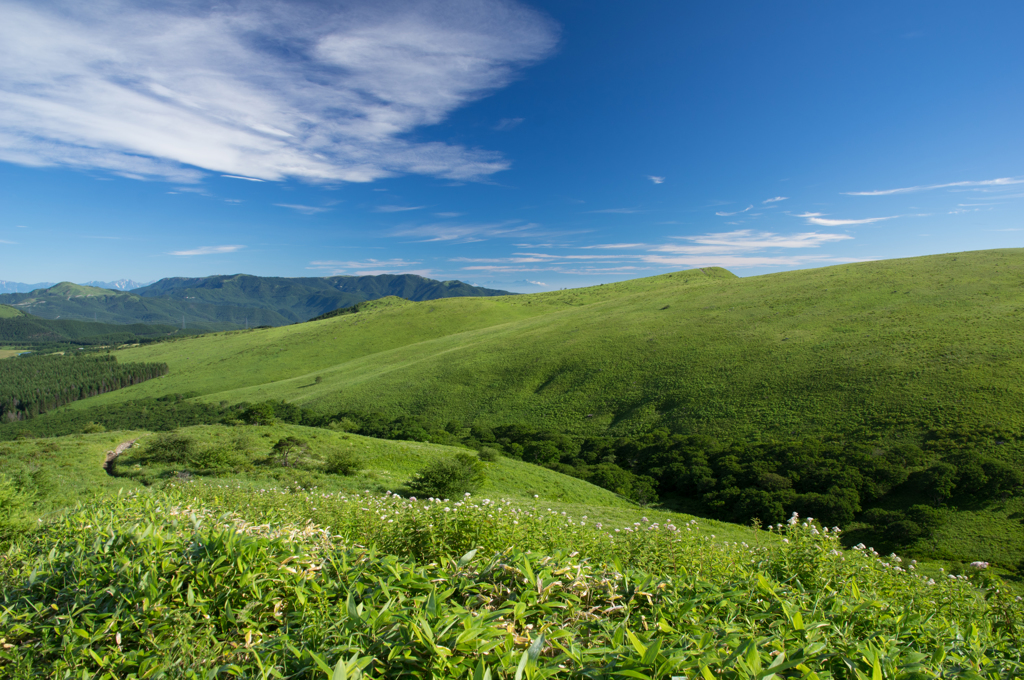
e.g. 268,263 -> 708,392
2,480 -> 1021,678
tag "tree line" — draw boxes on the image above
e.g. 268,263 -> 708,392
0,353 -> 168,422
4,394 -> 1022,553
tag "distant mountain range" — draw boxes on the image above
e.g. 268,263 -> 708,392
83,279 -> 154,291
1,279 -> 151,293
0,274 -> 513,331
0,281 -> 57,294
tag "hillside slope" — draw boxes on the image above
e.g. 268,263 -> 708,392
83,250 -> 1023,442
0,304 -> 24,318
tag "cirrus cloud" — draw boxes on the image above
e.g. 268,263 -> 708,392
0,0 -> 558,184
169,245 -> 245,256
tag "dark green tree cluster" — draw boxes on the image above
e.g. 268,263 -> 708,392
0,354 -> 168,422
0,393 -> 233,440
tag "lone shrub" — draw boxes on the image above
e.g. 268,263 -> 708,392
407,452 -> 486,499
142,433 -> 198,464
324,448 -> 363,476
241,403 -> 276,426
271,437 -> 308,468
81,422 -> 106,434
478,446 -> 501,462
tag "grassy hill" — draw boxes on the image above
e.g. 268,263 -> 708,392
67,249 -> 1021,442
0,304 -> 24,318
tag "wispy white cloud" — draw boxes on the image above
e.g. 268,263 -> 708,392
394,221 -> 537,243
170,245 -> 245,256
794,212 -> 900,227
660,230 -> 852,253
523,279 -> 547,286
843,177 -> 1024,196
275,204 -> 331,215
639,254 -> 862,268
580,243 -> 646,249
434,212 -> 464,218
647,175 -> 665,184
494,117 -> 524,131
763,196 -> 788,203
587,208 -> 641,214
715,205 -> 752,216
0,239 -> 16,244
376,205 -> 426,213
221,175 -> 264,182
0,0 -> 558,183
307,258 -> 425,275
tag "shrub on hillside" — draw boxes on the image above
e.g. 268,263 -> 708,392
241,403 -> 276,426
271,437 -> 308,468
478,446 -> 501,462
324,448 -> 362,476
142,432 -> 199,464
407,452 -> 485,499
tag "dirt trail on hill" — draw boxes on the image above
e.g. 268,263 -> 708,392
103,439 -> 138,475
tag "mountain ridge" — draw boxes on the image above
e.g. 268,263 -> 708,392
0,273 -> 514,330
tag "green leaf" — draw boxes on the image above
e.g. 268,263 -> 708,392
332,657 -> 348,680
514,649 -> 530,680
528,632 -> 545,662
458,548 -> 478,568
473,659 -> 492,680
346,592 -> 360,622
626,629 -> 648,657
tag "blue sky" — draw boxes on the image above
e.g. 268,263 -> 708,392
1,0 -> 1022,292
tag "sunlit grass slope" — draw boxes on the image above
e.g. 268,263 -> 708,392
91,249 -> 1024,439
1,424 -> 751,544
0,304 -> 24,318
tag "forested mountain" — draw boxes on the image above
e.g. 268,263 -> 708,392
133,273 -> 512,322
0,275 -> 512,330
0,304 -> 184,347
0,283 -> 285,331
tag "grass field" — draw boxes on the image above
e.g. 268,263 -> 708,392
0,349 -> 28,359
70,248 -> 1024,444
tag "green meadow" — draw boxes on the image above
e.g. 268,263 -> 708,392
73,248 -> 1022,443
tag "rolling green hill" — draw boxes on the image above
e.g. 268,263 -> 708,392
0,304 -> 24,318
63,249 -> 1021,442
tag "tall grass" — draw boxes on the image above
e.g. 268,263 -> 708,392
2,489 -> 1021,678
